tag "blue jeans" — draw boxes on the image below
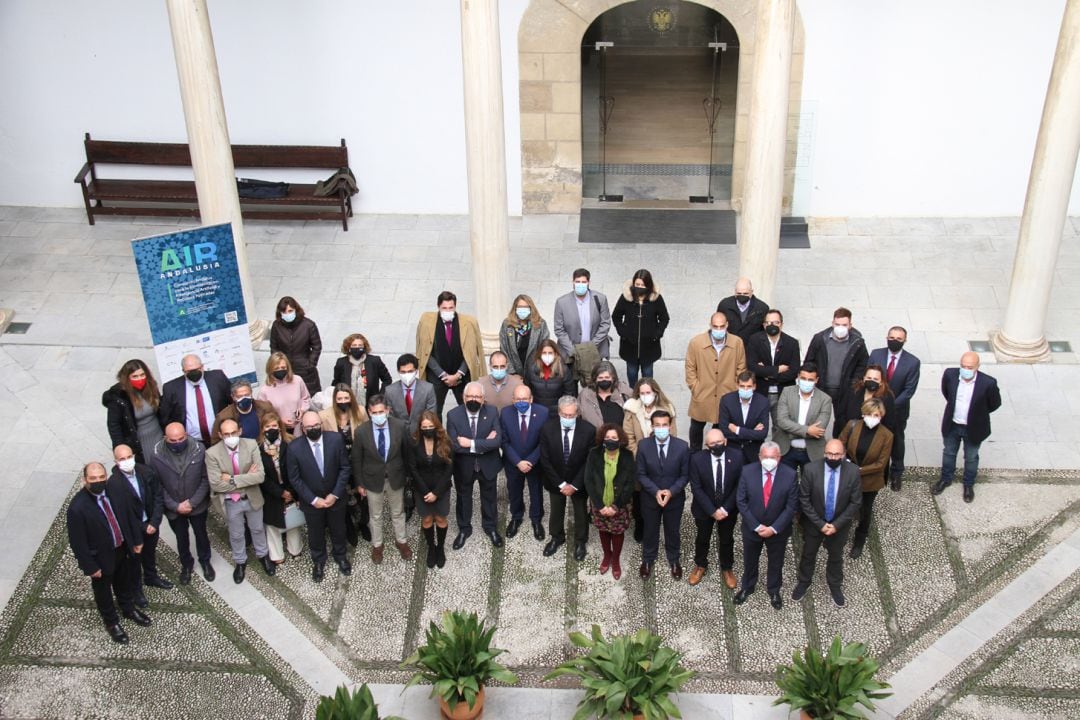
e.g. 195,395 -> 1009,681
940,424 -> 981,487
625,360 -> 654,388
782,447 -> 811,474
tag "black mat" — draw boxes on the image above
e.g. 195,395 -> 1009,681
578,207 -> 737,244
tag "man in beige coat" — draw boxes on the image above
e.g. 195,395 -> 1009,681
416,290 -> 485,417
206,419 -> 274,583
685,312 -> 747,451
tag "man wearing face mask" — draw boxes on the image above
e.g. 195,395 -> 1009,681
687,430 -> 744,589
685,312 -> 747,451
210,379 -> 275,445
386,354 -> 437,434
158,354 -> 232,446
68,462 -> 149,644
933,352 -> 1001,503
719,371 -> 770,465
553,268 -> 612,380
499,385 -> 549,542
415,291 -> 485,418
446,382 -> 504,549
352,395 -> 413,564
539,396 -> 596,561
109,445 -> 173,608
151,423 -> 214,584
773,364 -> 833,475
792,439 -> 862,607
803,308 -> 868,437
636,411 -> 691,580
869,326 -> 921,490
206,419 -> 273,583
735,441 -> 798,610
746,309 -> 801,424
715,277 -> 770,346
479,351 -> 524,412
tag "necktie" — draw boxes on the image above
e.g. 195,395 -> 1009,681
520,414 -> 528,443
228,451 -> 242,502
563,427 -> 571,464
470,416 -> 480,472
444,321 -> 453,346
714,457 -> 723,499
887,354 -> 897,382
378,427 -> 387,462
194,384 -> 210,442
763,471 -> 773,508
825,468 -> 837,522
313,442 -> 324,476
469,415 -> 477,437
405,386 -> 413,414
99,496 -> 123,547
658,442 -> 667,468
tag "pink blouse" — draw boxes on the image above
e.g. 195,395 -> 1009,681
258,377 -> 311,432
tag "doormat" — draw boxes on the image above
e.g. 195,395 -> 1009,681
578,207 -> 737,244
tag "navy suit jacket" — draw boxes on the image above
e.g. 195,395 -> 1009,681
286,432 -> 351,505
688,449 -> 744,520
940,369 -> 1001,445
736,462 -> 798,536
869,347 -> 921,413
158,368 -> 232,430
539,417 -> 595,492
447,403 -> 503,479
499,403 -> 549,473
67,487 -> 143,577
718,391 -> 770,444
636,435 -> 691,497
108,461 -> 165,528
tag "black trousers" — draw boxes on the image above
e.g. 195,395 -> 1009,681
693,513 -> 738,569
345,494 -> 370,545
303,501 -> 348,565
891,409 -> 910,476
741,527 -> 790,594
428,372 -> 466,418
91,545 -> 135,626
455,469 -> 498,534
548,488 -> 588,544
852,490 -> 878,546
729,440 -> 762,467
640,490 -> 685,565
129,522 -> 163,598
797,525 -> 850,590
689,420 -> 714,452
167,511 -> 211,569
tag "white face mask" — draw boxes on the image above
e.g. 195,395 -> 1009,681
400,371 -> 417,386
760,458 -> 779,472
439,310 -> 455,323
639,393 -> 655,406
832,324 -> 850,340
863,415 -> 881,429
118,458 -> 136,474
541,354 -> 556,366
223,436 -> 241,450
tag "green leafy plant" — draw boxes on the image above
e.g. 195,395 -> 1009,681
543,625 -> 696,719
401,610 -> 518,711
773,635 -> 892,719
315,683 -> 404,720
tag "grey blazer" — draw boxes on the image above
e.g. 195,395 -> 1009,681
351,417 -> 409,493
553,291 -> 612,361
384,379 -> 436,434
772,386 -> 833,462
499,318 -> 551,376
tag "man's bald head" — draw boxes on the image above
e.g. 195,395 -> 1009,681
824,439 -> 845,456
512,384 -> 532,402
734,277 -> 754,296
180,354 -> 203,372
164,422 -> 187,442
113,445 -> 134,463
705,428 -> 725,446
960,352 -> 980,370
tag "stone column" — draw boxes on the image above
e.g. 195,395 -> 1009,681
737,0 -> 795,302
165,0 -> 266,345
992,0 -> 1080,362
460,0 -> 511,354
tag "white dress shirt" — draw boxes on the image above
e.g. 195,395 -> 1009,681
183,380 -> 215,441
123,471 -> 147,522
790,392 -> 813,449
953,372 -> 977,425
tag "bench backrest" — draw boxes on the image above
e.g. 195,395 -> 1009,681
83,134 -> 348,169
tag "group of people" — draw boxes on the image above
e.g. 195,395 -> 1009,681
70,272 -> 1002,642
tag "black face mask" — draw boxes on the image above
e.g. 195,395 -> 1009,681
736,295 -> 752,304
631,286 -> 648,297
421,428 -> 437,439
236,397 -> 254,413
825,457 -> 843,470
336,402 -> 352,414
596,379 -> 613,391
465,400 -> 483,413
765,325 -> 780,337
86,482 -> 107,496
272,369 -> 288,381
602,439 -> 620,451
264,429 -> 281,444
185,369 -> 203,384
709,444 -> 726,457
167,439 -> 188,454
305,427 -> 323,441
887,339 -> 904,353
863,380 -> 881,392
349,347 -> 365,359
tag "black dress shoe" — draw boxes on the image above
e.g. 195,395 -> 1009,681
670,564 -> 683,581
233,563 -> 246,584
543,538 -> 564,557
830,587 -> 846,607
135,594 -> 149,609
453,529 -> 471,550
312,563 -> 325,583
633,524 -> 644,543
336,558 -> 352,576
261,556 -> 277,576
963,485 -> 974,503
532,521 -> 545,541
931,479 -> 951,496
849,542 -> 864,560
733,588 -> 753,605
574,542 -> 587,562
791,584 -> 809,602
107,624 -> 129,644
178,567 -> 192,586
770,592 -> 783,610
145,576 -> 174,590
890,476 -> 902,492
639,562 -> 652,579
200,561 -> 216,582
122,608 -> 152,627
487,531 -> 504,548
505,518 -> 522,539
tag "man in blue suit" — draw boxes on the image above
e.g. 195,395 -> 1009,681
735,441 -> 798,610
719,371 -> 770,466
447,381 -> 504,549
932,352 -> 1001,503
869,326 -> 921,490
636,411 -> 691,580
500,384 -> 549,542
287,410 -> 352,582
687,430 -> 744,589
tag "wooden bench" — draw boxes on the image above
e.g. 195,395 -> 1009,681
74,133 -> 355,230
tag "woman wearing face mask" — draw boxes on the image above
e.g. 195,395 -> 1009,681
409,410 -> 454,569
621,378 -> 678,542
103,359 -> 164,465
499,294 -> 550,377
577,361 -> 633,429
318,385 -> 371,545
836,364 -> 897,438
269,296 -> 323,395
331,333 -> 392,410
258,352 -> 311,437
524,339 -> 577,413
257,413 -> 304,563
611,269 -> 670,387
838,398 -> 894,560
583,423 -> 636,580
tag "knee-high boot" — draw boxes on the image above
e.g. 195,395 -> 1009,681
422,526 -> 437,569
435,525 -> 448,568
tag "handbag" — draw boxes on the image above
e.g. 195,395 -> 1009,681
283,502 -> 306,530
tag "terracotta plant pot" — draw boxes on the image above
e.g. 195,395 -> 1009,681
800,711 -> 814,720
439,686 -> 485,720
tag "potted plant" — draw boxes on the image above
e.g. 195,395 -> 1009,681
773,635 -> 892,719
402,610 -> 518,719
315,683 -> 404,720
543,625 -> 696,720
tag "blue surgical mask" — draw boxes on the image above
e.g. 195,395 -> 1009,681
281,311 -> 296,323
560,416 -> 576,430
513,400 -> 531,414
371,413 -> 388,426
652,427 -> 670,442
959,367 -> 976,381
797,379 -> 816,394
515,307 -> 531,320
574,282 -> 589,297
711,328 -> 727,342
490,368 -> 507,381
738,388 -> 754,401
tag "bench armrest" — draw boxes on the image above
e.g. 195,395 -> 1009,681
74,162 -> 92,184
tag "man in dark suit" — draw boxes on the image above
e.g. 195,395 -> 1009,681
792,440 -> 863,607
287,410 -> 352,581
687,430 -> 744,589
447,382 -> 504,549
803,308 -> 869,437
67,462 -> 151,644
385,354 -> 437,434
158,354 -> 232,445
716,277 -> 770,346
869,326 -> 921,490
500,384 -> 549,542
746,309 -> 800,424
719,371 -> 770,465
352,395 -> 412,564
109,444 -> 173,608
735,441 -> 799,610
539,396 -> 595,561
636,410 -> 691,580
933,352 -> 1002,503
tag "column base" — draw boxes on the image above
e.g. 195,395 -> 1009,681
248,318 -> 269,349
0,308 -> 14,335
990,329 -> 1051,363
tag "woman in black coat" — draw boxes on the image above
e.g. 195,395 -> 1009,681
408,410 -> 454,570
269,295 -> 323,395
102,358 -> 164,464
524,339 -> 577,412
582,423 -> 637,580
258,412 -> 303,562
610,269 -> 670,387
330,332 -> 393,405
836,364 -> 898,437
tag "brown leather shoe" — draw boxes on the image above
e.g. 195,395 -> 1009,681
395,541 -> 413,560
688,566 -> 706,586
371,545 -> 384,564
722,570 -> 738,589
